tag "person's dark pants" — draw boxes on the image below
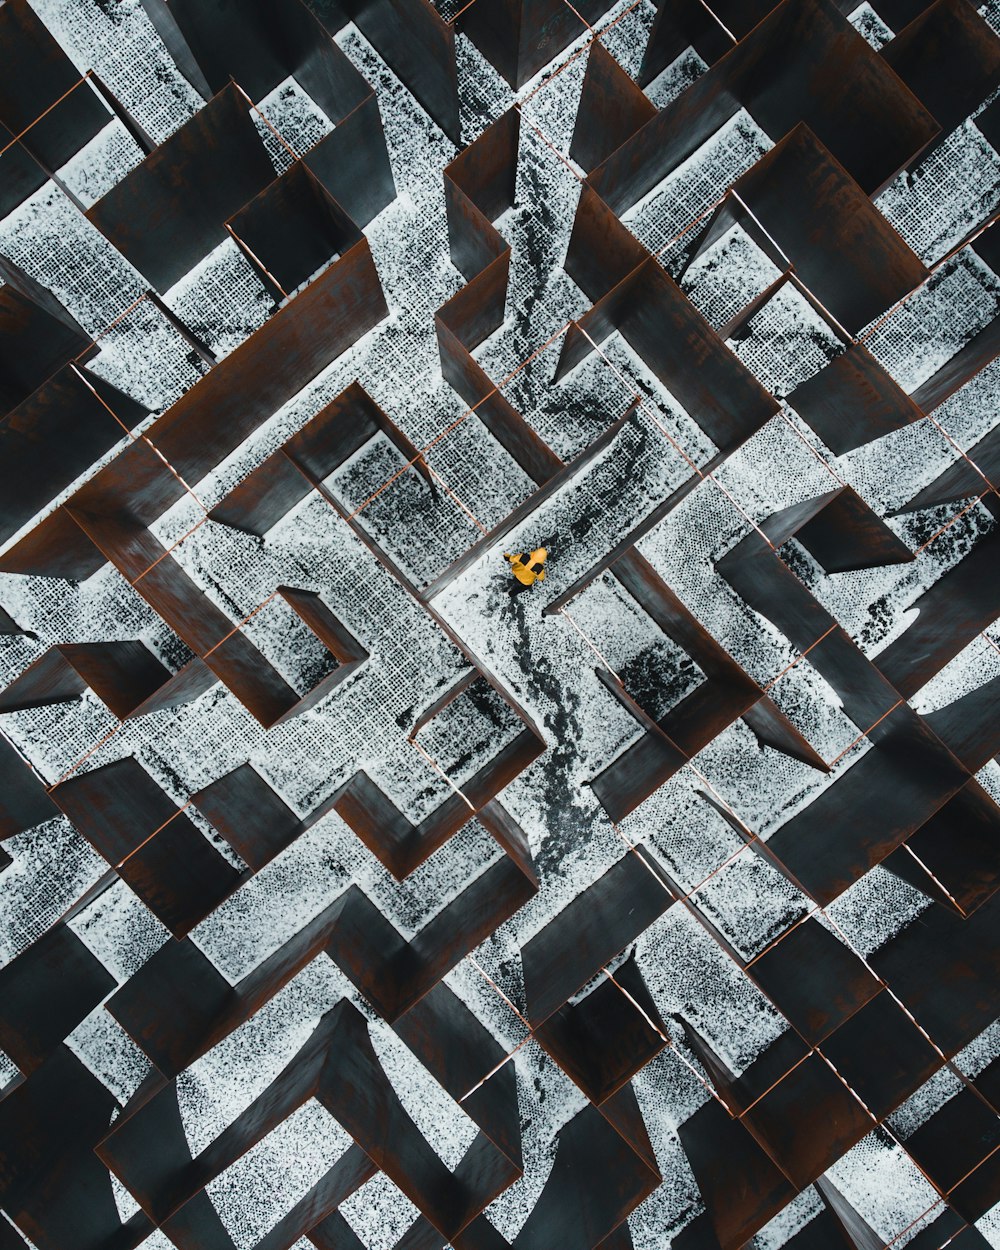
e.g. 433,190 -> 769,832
507,580 -> 532,597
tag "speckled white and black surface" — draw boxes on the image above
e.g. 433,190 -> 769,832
2,1 -> 1000,1247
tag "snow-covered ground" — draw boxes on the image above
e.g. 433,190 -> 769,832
2,0 -> 1000,1247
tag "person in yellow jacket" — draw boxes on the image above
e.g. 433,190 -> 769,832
504,547 -> 547,593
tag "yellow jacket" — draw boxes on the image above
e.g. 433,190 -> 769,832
505,548 -> 547,586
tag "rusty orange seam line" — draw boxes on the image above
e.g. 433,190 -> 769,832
230,80 -> 301,162
131,515 -> 210,585
427,462 -> 489,534
225,222 -> 289,300
459,1034 -> 533,1102
924,408 -> 996,496
410,736 -> 477,811
774,405 -> 848,491
73,292 -> 150,364
901,842 -> 966,916
760,624 -> 838,695
912,493 -> 987,557
695,0 -> 736,40
46,721 -> 124,791
581,329 -> 699,472
518,108 -> 583,184
200,591 -> 281,662
736,1049 -> 814,1120
603,966 -> 671,1044
0,74 -> 93,156
116,801 -> 195,868
821,909 -> 951,1068
824,700 -> 903,770
558,606 -> 621,678
742,905 -> 821,971
468,955 -> 533,1031
69,363 -> 136,442
859,208 -> 1000,345
582,327 -> 775,549
881,1200 -> 952,1250
348,320 -> 570,520
140,434 -> 210,517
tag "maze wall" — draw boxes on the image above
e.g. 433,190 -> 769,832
2,0 -> 1000,1247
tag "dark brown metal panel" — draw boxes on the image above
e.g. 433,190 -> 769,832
717,532 -> 835,653
748,917 -> 881,1044
0,1 -> 110,170
742,695 -> 830,771
437,251 -> 510,351
521,849 -> 673,1024
86,84 -> 276,293
0,647 -> 90,714
766,710 -> 971,905
129,657 -> 218,719
395,982 -> 518,1156
279,587 -> 368,664
873,890 -> 1000,1057
302,92 -> 397,229
792,486 -> 914,573
906,1086 -> 1000,1203
150,238 -> 388,485
204,631 -> 300,729
724,0 -> 940,194
117,811 -> 244,937
69,436 -> 191,530
732,125 -> 929,333
166,0 -> 342,104
819,991 -> 942,1120
106,938 -> 235,1077
563,185 -> 654,303
875,527 -> 1000,698
0,925 -> 115,1075
511,1100 -> 659,1250
601,0 -> 939,212
0,1048 -> 122,1250
898,421 -> 1000,512
447,106 -> 519,225
924,673 -> 1000,776
881,0 -> 1000,135
678,1094 -> 798,1250
315,1002 -> 490,1239
334,0 -> 461,142
0,737 -> 57,840
255,1145 -> 377,1250
535,971 -> 666,1104
589,725 -> 688,822
286,382 -> 381,479
742,1052 -> 872,1188
0,132 -> 48,220
910,311 -> 1000,413
52,757 -> 180,866
0,285 -> 92,417
900,779 -> 1000,915
194,763 -> 303,871
437,318 -> 563,485
641,0 -> 738,72
406,856 -> 536,1009
787,343 -> 926,455
135,0 -> 212,101
587,72 -> 741,218
619,260 -> 780,450
209,451 -> 314,537
870,0 -> 937,26
228,161 -> 357,296
0,641 -> 173,719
